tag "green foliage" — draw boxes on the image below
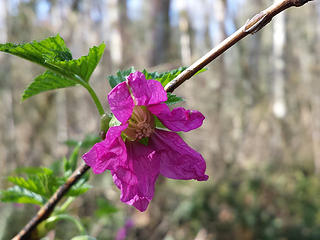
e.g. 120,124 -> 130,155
166,92 -> 183,105
22,71 -> 77,100
0,186 -> 45,205
0,135 -> 99,206
0,34 -> 72,65
107,66 -> 135,88
0,35 -> 105,100
172,167 -> 320,240
95,198 -> 118,218
71,236 -> 97,240
143,67 -> 187,87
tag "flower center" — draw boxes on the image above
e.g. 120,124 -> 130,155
123,106 -> 155,141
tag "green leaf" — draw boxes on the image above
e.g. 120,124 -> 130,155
143,67 -> 207,87
0,34 -> 72,67
107,66 -> 135,89
143,67 -> 187,87
7,174 -> 60,199
68,145 -> 80,172
95,198 -> 118,218
15,167 -> 53,176
165,92 -> 183,105
50,43 -> 105,82
79,135 -> 100,149
71,236 -> 96,240
22,70 -> 77,100
0,186 -> 45,205
0,35 -> 105,100
67,184 -> 91,197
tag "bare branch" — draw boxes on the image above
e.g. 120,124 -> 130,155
13,0 -> 314,239
164,0 -> 314,92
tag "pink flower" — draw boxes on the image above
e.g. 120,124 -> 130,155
82,71 -> 208,211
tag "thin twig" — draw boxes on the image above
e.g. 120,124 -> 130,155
13,0 -> 314,239
164,0 -> 314,92
12,164 -> 90,240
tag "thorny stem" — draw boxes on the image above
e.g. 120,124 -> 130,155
13,0 -> 314,239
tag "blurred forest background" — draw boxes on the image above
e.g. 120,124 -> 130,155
0,0 -> 320,239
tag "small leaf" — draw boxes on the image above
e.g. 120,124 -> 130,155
139,137 -> 149,146
68,145 -> 80,172
50,43 -> 105,82
109,114 -> 121,127
107,66 -> 135,89
165,92 -> 184,105
95,198 -> 118,217
67,184 -> 91,197
71,236 -> 96,240
0,186 -> 45,205
22,71 -> 77,100
143,67 -> 187,87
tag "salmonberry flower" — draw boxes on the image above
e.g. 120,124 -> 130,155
82,71 -> 208,211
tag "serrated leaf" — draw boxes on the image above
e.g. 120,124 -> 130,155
165,92 -> 184,105
7,174 -> 60,199
50,43 -> 105,82
143,67 -> 187,87
1,35 -> 105,100
0,186 -> 45,205
0,34 -> 72,67
22,70 -> 77,100
107,66 -> 135,88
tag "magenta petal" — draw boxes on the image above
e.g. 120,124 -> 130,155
82,124 -> 128,174
111,142 -> 159,212
108,82 -> 134,123
148,103 -> 205,132
150,129 -> 208,181
127,71 -> 167,106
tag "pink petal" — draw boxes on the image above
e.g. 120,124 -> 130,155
111,142 -> 159,212
108,82 -> 134,123
82,124 -> 128,174
150,129 -> 208,181
148,103 -> 205,132
127,71 -> 167,106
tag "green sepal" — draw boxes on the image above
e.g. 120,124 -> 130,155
109,114 -> 121,127
139,137 -> 149,146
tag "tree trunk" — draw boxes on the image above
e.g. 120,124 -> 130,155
149,0 -> 171,66
108,0 -> 123,68
177,0 -> 191,65
272,0 -> 287,118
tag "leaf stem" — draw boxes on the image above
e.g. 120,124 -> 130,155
82,82 -> 105,116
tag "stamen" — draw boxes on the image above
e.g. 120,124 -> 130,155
123,106 -> 155,141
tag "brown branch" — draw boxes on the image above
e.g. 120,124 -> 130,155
13,0 -> 313,239
12,163 -> 90,240
164,0 -> 314,92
